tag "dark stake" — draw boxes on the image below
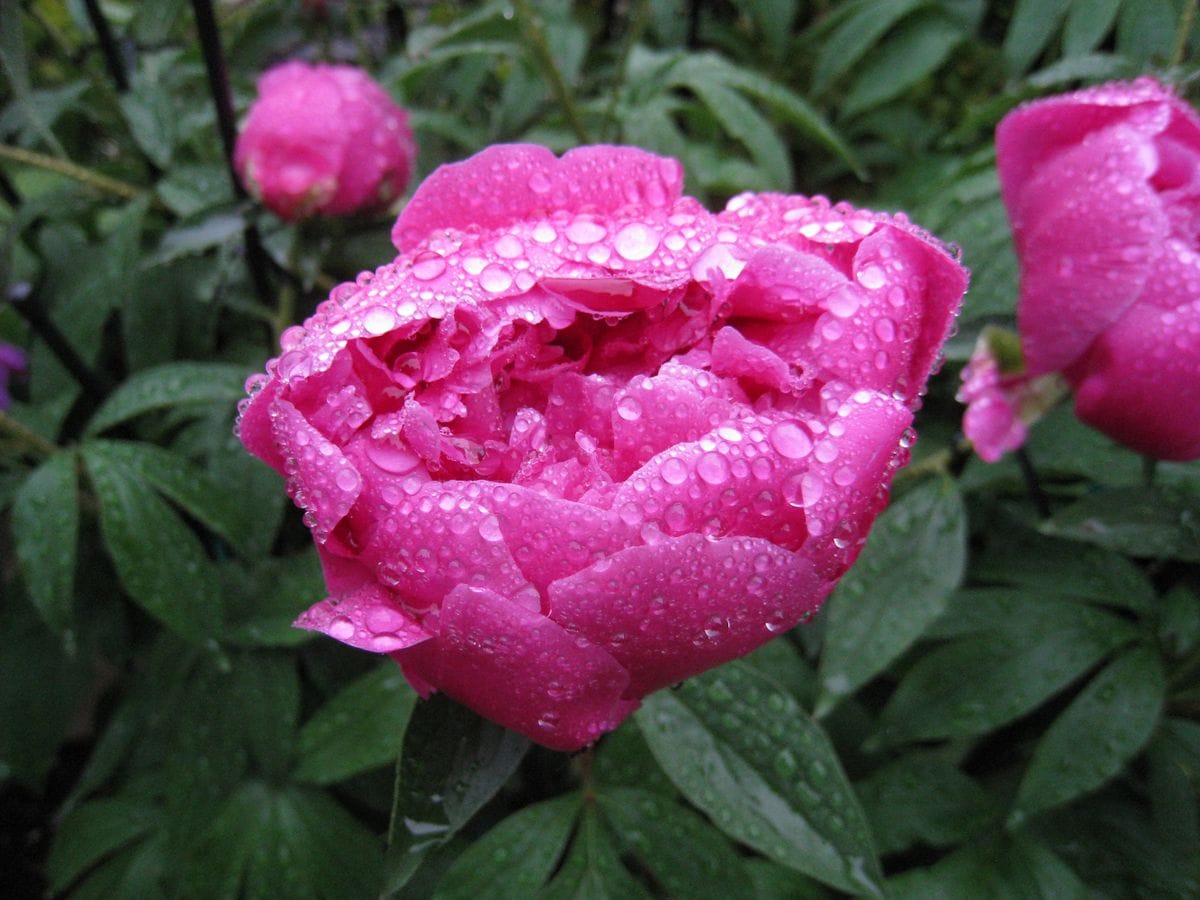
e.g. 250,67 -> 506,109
83,0 -> 130,92
1015,446 -> 1051,520
7,283 -> 113,402
190,0 -> 275,307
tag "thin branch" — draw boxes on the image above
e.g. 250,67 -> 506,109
1171,0 -> 1198,68
0,409 -> 60,458
0,143 -> 151,204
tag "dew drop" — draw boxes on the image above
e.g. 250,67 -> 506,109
769,421 -> 813,459
363,306 -> 396,335
411,251 -> 447,280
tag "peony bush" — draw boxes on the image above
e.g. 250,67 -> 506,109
5,4 -> 1199,897
239,144 -> 966,748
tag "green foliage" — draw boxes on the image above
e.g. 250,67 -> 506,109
1,1 -> 1198,897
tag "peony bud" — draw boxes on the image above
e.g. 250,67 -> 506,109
234,61 -> 416,221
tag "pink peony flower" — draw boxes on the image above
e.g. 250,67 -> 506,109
234,61 -> 416,221
0,341 -> 27,411
957,327 -> 1065,463
997,77 -> 1200,461
238,144 -> 966,750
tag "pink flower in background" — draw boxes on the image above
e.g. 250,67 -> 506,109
0,342 -> 27,410
997,77 -> 1200,461
239,144 -> 966,750
234,61 -> 416,221
957,328 -> 1065,463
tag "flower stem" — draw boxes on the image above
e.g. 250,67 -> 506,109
0,410 -> 60,458
1171,0 -> 1197,68
0,143 -> 149,205
513,0 -> 592,144
1015,446 -> 1051,519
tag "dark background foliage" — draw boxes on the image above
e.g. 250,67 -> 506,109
1,1 -> 1198,897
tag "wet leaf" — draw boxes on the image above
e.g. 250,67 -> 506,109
540,805 -> 652,900
85,362 -> 248,436
84,444 -> 221,642
12,450 -> 78,638
637,662 -> 882,895
878,603 -> 1136,744
433,794 -> 579,900
1042,487 -> 1200,563
597,787 -> 755,899
47,798 -> 161,895
384,695 -> 529,892
295,663 -> 417,786
817,476 -> 965,715
1013,645 -> 1165,821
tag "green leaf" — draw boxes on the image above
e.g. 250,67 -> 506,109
85,362 -> 248,436
592,719 -> 674,795
678,71 -> 792,189
1013,645 -> 1165,821
1116,0 -> 1176,64
540,805 -> 652,900
817,477 -> 965,715
889,835 -> 1089,899
597,787 -> 756,899
12,450 -> 78,638
972,526 -> 1155,612
637,662 -> 882,895
0,0 -> 66,154
842,14 -> 964,117
83,445 -> 221,642
672,53 -> 864,179
155,164 -> 234,217
384,694 -> 530,892
1063,0 -> 1123,53
811,0 -> 930,94
1159,585 -> 1200,658
1003,0 -> 1073,74
432,794 -> 579,900
295,663 -> 417,786
83,439 -> 257,550
182,782 -> 383,900
878,603 -> 1136,744
0,597 -> 88,784
47,798 -> 160,895
232,652 -> 300,783
120,82 -> 177,168
856,750 -> 997,856
1041,487 -> 1200,563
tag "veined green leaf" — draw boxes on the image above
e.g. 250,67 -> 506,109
12,450 -> 78,638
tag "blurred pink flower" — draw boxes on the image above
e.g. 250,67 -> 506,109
957,328 -> 1065,463
234,61 -> 415,221
997,77 -> 1200,461
238,144 -> 966,749
0,342 -> 27,411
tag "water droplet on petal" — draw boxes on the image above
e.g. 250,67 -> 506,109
412,251 -> 446,280
363,307 -> 396,335
661,457 -> 689,485
769,421 -> 813,459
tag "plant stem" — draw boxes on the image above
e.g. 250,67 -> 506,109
1171,0 -> 1197,68
603,0 -> 649,142
1142,454 -> 1159,487
1015,446 -> 1051,519
0,410 -> 60,458
513,0 -> 592,144
82,0 -> 129,92
0,143 -> 150,204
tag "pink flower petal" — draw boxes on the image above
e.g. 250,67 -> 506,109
296,582 -> 431,653
395,584 -> 637,751
548,533 -> 832,696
